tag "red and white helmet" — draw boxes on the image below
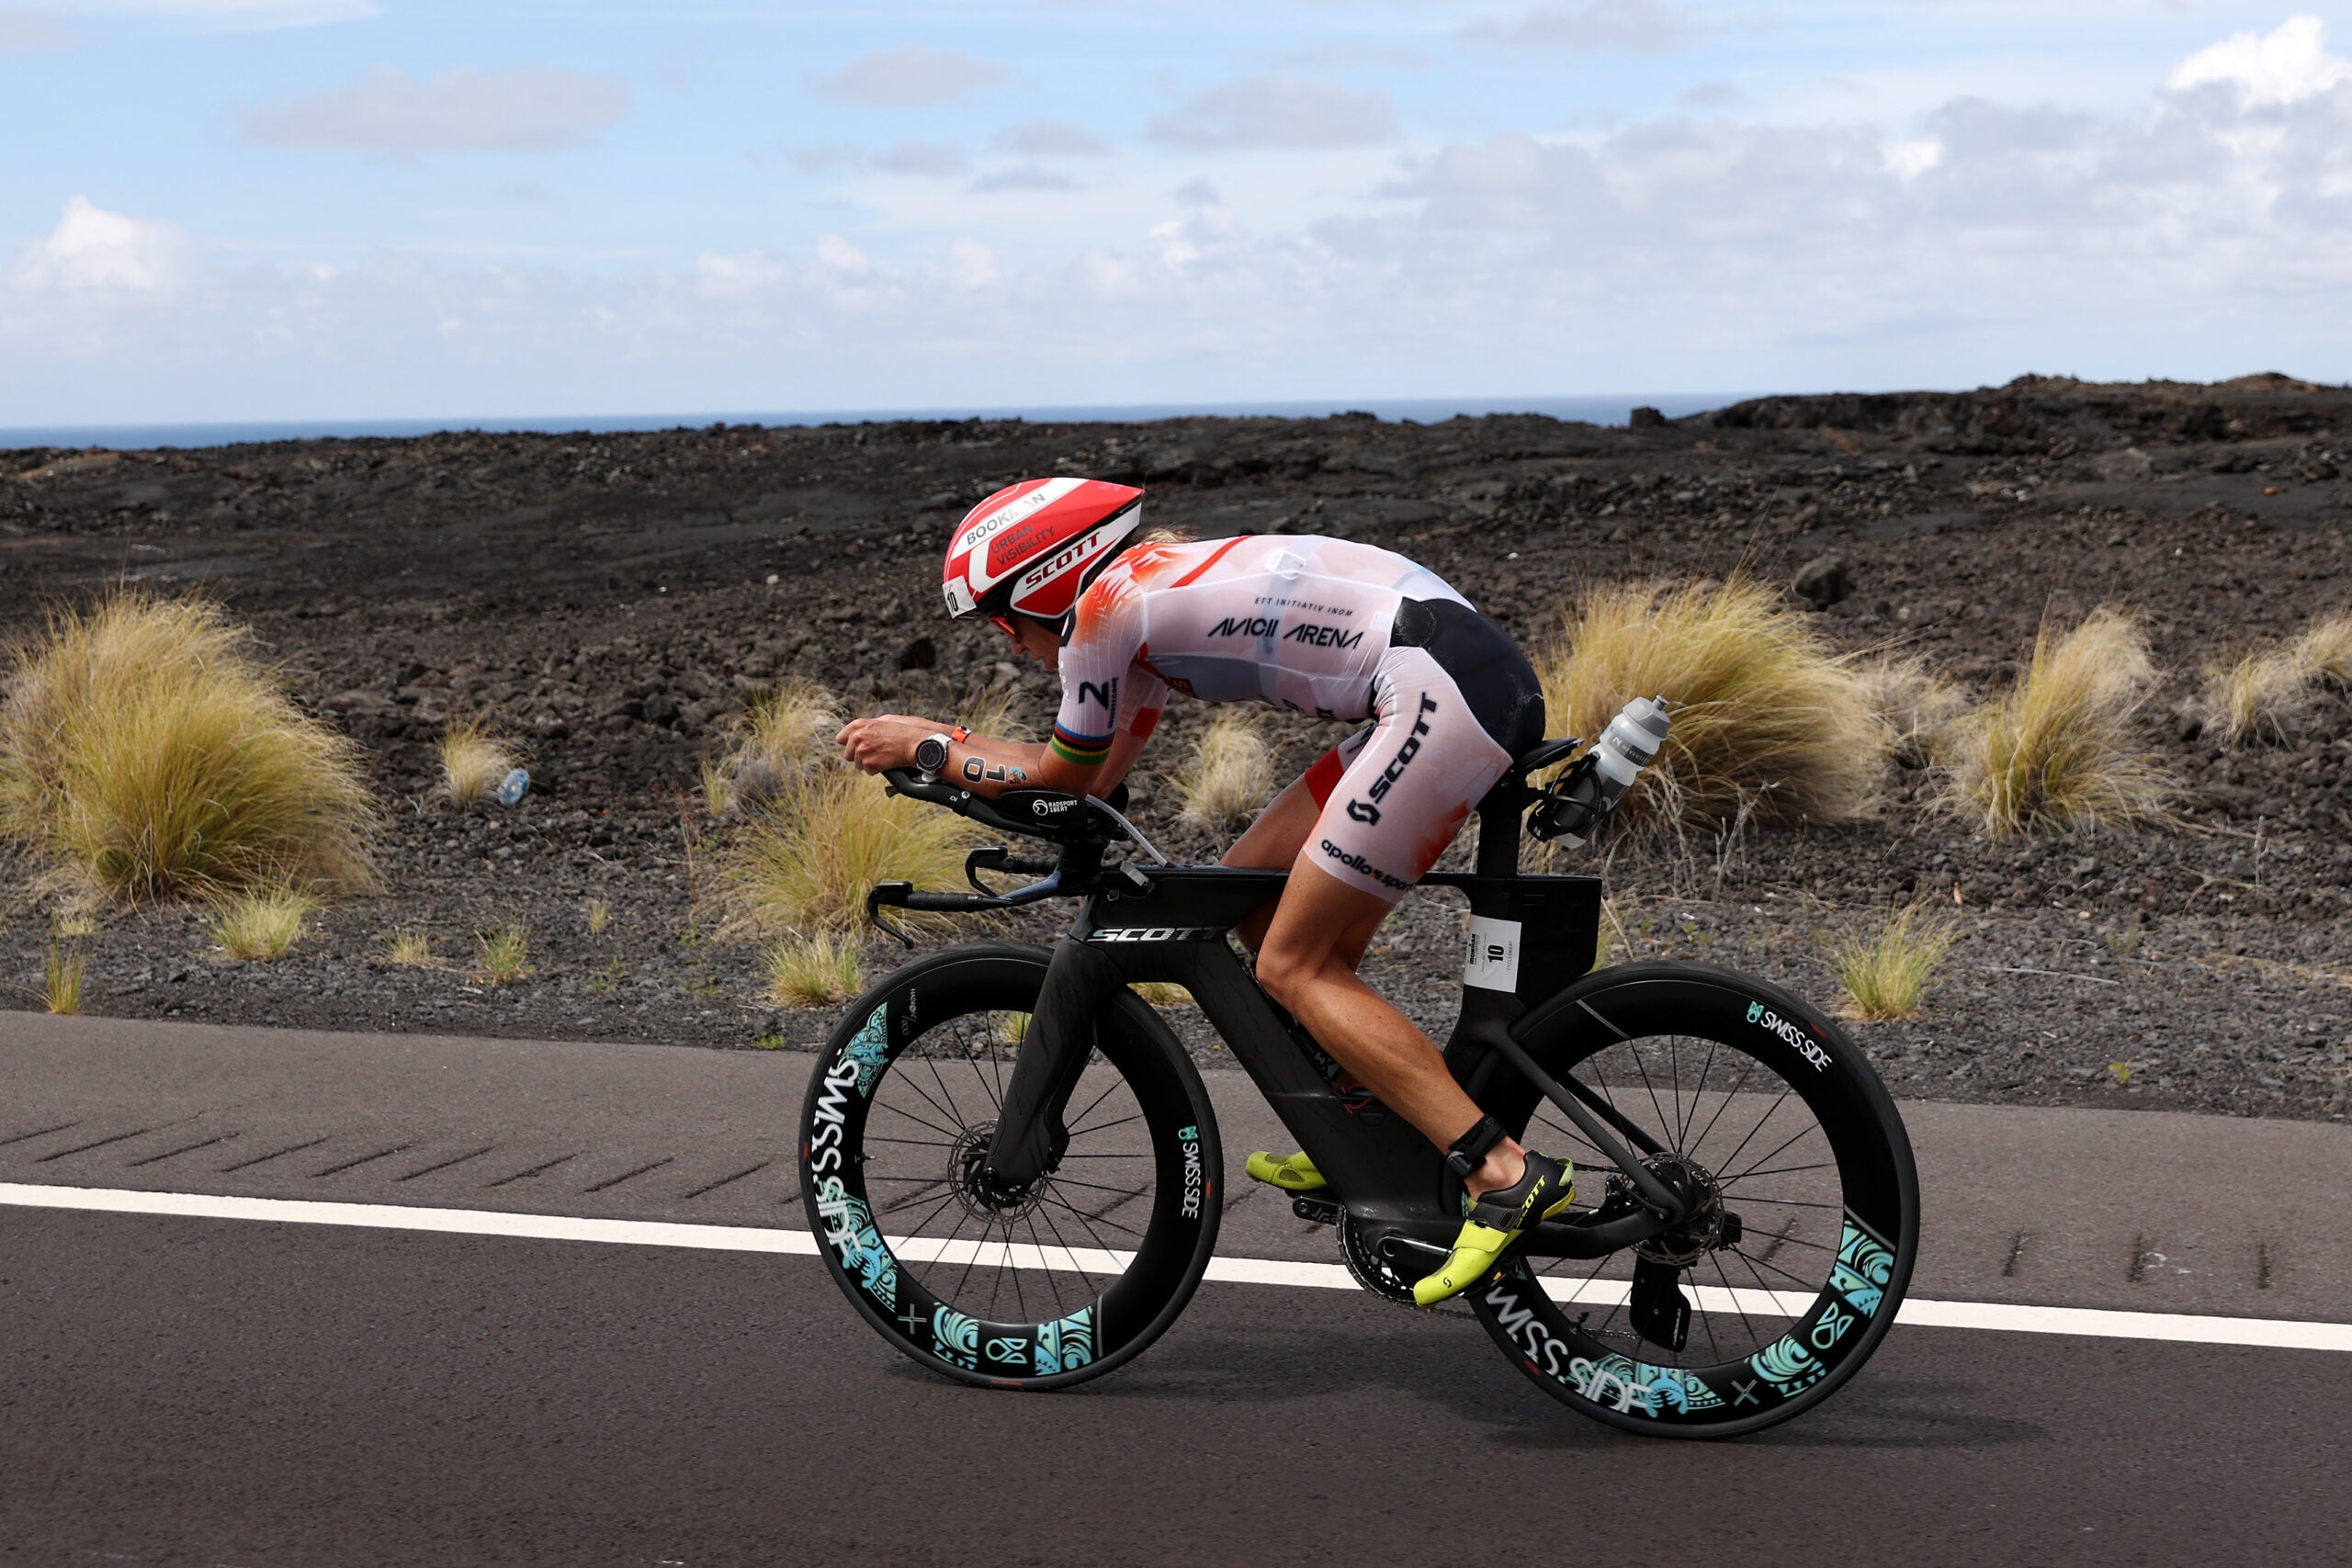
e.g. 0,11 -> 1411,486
942,478 -> 1146,629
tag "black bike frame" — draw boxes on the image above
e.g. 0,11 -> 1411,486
975,784 -> 1683,1266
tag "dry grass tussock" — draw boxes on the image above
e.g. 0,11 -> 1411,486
2203,609 -> 2352,748
476,920 -> 531,985
209,886 -> 314,961
1534,574 -> 1888,837
44,941 -> 85,1014
2203,645 -> 2312,748
0,591 -> 376,903
705,681 -> 837,817
1830,901 -> 1962,1021
1169,707 -> 1275,829
713,682 -> 1026,939
767,931 -> 866,1008
439,715 -> 517,806
384,928 -> 434,967
718,761 -> 983,938
1949,608 -> 2175,835
2302,611 -> 2352,684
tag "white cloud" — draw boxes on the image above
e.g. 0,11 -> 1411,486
2167,14 -> 2352,107
6,196 -> 189,295
1883,136 -> 1942,178
0,10 -> 72,51
1147,77 -> 1398,151
19,14 -> 2352,419
1457,0 -> 1686,53
808,44 -> 1007,107
246,64 -> 630,152
695,249 -> 788,302
989,119 -> 1113,158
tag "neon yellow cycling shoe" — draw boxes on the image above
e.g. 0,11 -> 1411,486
1243,1150 -> 1326,1192
1412,1151 -> 1576,1307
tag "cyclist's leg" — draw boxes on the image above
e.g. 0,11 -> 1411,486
1222,730 -> 1367,955
1250,651 -> 1532,1198
1253,861 -> 1502,1161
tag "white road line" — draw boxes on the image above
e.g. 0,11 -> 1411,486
9,1181 -> 2351,1355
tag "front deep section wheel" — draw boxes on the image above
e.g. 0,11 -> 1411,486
800,942 -> 1221,1389
1465,961 -> 1919,1438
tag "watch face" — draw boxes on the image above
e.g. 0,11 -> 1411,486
915,735 -> 950,773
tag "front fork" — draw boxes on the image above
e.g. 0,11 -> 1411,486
983,935 -> 1126,1189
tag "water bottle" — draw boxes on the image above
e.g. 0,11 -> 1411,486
1546,695 -> 1670,846
494,767 -> 531,807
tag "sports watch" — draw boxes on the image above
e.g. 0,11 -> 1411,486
914,726 -> 970,781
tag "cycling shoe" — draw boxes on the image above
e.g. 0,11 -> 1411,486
1411,1151 -> 1576,1306
1243,1150 -> 1326,1192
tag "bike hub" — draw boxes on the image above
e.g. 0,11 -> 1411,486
950,1122 -> 1044,1223
1626,1152 -> 1740,1268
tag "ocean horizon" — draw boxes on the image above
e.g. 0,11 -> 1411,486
0,391 -> 1761,454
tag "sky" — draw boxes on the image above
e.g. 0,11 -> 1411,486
2,1 -> 2350,424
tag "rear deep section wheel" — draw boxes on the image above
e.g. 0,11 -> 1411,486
800,942 -> 1221,1388
1466,961 -> 1919,1438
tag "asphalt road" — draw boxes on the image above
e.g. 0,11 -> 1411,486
6,1013 -> 2351,1566
5,1205 -> 2349,1568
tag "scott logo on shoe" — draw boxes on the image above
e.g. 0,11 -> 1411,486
1747,1000 -> 1830,1072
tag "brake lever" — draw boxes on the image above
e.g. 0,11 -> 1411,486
865,882 -> 917,950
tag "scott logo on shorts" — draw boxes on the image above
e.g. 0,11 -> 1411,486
1747,1000 -> 1831,1072
1345,694 -> 1440,828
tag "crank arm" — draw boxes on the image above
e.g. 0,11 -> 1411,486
1375,1205 -> 1669,1272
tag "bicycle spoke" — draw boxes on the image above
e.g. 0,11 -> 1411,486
1710,1082 -> 1796,1178
880,1077 -> 967,1142
1037,1189 -> 1143,1241
1626,1036 -> 1675,1161
1729,1246 -> 1822,1294
1683,1049 -> 1764,1159
1721,1157 -> 1838,1188
1061,1076 -> 1126,1139
971,1045 -> 1002,1116
1679,1035 -> 1721,1149
1716,1121 -> 1820,1186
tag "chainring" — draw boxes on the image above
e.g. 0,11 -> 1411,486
1338,1213 -> 1443,1309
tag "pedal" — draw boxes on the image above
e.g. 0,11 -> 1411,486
1292,1195 -> 1342,1226
1629,1255 -> 1692,1352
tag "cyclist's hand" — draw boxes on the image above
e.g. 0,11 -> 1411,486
835,714 -> 934,773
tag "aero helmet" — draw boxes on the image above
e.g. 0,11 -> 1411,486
942,478 -> 1146,632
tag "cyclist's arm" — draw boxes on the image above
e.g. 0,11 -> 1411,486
833,716 -> 1044,794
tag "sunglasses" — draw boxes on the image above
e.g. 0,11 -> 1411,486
989,614 -> 1019,639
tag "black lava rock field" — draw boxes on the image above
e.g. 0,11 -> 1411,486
3,373 -> 2348,1121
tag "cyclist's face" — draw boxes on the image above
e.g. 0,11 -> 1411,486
995,613 -> 1061,670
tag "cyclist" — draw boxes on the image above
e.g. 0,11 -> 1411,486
837,477 -> 1570,1304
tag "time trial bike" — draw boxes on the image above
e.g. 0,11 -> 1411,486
798,735 -> 1918,1438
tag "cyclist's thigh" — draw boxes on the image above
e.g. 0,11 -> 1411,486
1308,649 -> 1511,902
1223,727 -> 1372,871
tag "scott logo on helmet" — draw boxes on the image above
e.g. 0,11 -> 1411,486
1346,695 -> 1440,827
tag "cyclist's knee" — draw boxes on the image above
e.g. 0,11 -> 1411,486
1253,941 -> 1326,1012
